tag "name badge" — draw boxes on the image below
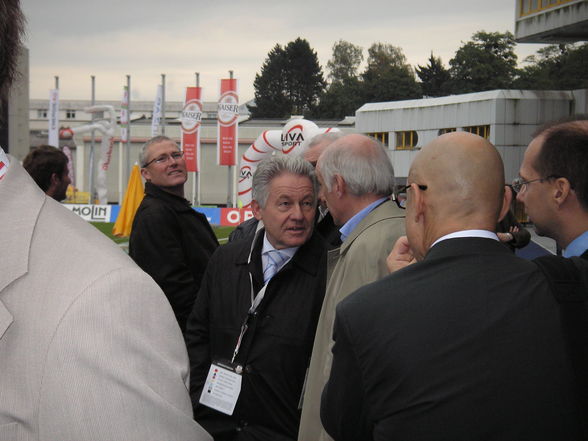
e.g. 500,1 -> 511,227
199,361 -> 242,415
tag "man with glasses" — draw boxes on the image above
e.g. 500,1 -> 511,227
516,117 -> 588,258
321,132 -> 585,440
130,136 -> 218,334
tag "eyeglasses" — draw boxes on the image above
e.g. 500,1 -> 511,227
395,183 -> 428,209
511,175 -> 557,193
143,151 -> 184,168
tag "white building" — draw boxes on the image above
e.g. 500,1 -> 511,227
515,0 -> 588,43
356,89 -> 588,183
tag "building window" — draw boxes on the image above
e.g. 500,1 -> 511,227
366,132 -> 389,146
395,131 -> 418,150
463,125 -> 490,139
438,128 -> 456,136
66,109 -> 76,119
519,0 -> 573,17
37,109 -> 48,119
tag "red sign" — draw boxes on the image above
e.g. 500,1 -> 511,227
220,208 -> 254,226
182,87 -> 203,172
217,78 -> 239,166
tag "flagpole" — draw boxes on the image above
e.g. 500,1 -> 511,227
89,75 -> 96,204
126,74 -> 131,186
161,74 -> 166,135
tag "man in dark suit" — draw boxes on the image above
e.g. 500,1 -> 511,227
516,117 -> 588,258
321,132 -> 586,440
186,155 -> 327,441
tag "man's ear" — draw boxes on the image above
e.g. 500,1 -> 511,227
140,167 -> 150,182
412,184 -> 426,222
333,174 -> 346,198
252,200 -> 262,221
553,177 -> 572,207
498,185 -> 513,222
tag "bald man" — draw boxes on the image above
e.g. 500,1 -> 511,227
299,134 -> 404,441
321,132 -> 586,441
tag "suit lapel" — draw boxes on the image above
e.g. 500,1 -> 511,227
0,301 -> 13,340
0,157 -> 45,293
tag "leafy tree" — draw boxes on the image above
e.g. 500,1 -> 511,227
250,38 -> 325,118
327,40 -> 363,85
515,43 -> 588,90
416,53 -> 450,97
360,43 -> 421,103
448,31 -> 518,94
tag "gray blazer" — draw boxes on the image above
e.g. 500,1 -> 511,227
0,158 -> 211,441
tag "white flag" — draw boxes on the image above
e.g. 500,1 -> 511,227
151,85 -> 163,137
120,86 -> 129,143
48,89 -> 60,147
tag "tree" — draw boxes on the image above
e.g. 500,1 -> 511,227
515,43 -> 588,90
251,44 -> 290,118
250,38 -> 325,118
448,31 -> 518,94
327,40 -> 363,85
360,43 -> 421,103
416,53 -> 450,97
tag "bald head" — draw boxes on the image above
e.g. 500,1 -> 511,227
410,132 -> 505,230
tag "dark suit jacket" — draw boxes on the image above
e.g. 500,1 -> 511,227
321,237 -> 584,441
186,229 -> 327,441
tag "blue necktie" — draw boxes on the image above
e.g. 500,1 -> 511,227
263,250 -> 287,284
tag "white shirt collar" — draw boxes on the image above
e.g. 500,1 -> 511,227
430,230 -> 499,249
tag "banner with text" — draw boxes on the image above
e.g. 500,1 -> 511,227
48,88 -> 60,147
151,84 -> 163,137
181,86 -> 203,172
217,78 -> 239,166
120,86 -> 129,143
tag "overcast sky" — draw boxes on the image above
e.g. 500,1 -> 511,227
21,0 -> 546,104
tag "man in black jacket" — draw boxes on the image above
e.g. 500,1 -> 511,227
129,136 -> 218,334
186,155 -> 327,441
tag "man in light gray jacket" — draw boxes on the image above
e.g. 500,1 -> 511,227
298,134 -> 405,441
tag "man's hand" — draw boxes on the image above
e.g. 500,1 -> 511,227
387,236 -> 416,273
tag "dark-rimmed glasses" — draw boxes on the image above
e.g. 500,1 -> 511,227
511,175 -> 558,193
395,183 -> 428,209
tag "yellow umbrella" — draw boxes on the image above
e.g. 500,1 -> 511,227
113,164 -> 144,237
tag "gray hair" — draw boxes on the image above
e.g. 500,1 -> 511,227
307,131 -> 345,150
319,135 -> 395,197
139,136 -> 179,167
252,155 -> 318,208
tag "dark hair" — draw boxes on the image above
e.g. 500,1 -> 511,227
533,116 -> 588,211
23,145 -> 68,192
0,0 -> 26,101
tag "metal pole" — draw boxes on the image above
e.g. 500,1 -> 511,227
126,75 -> 131,184
227,70 -> 234,207
161,74 -> 166,135
55,76 -> 59,89
89,75 -> 96,204
193,72 -> 200,207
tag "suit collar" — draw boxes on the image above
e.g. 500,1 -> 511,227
340,199 -> 404,253
0,157 -> 45,294
425,236 -> 511,261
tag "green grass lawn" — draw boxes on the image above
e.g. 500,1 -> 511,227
90,222 -> 235,245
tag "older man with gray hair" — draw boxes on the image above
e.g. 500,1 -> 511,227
299,134 -> 405,441
185,154 -> 328,441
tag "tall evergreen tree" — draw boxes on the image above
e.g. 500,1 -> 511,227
448,31 -> 517,94
360,43 -> 421,103
416,53 -> 450,97
250,38 -> 325,118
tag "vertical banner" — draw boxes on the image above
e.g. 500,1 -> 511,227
120,86 -> 129,144
181,86 -> 203,172
217,78 -> 239,166
151,84 -> 163,137
48,88 -> 60,147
